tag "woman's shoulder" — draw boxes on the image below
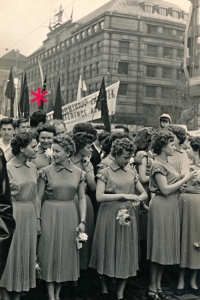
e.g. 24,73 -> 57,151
151,160 -> 168,176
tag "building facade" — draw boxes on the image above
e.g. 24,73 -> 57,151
25,0 -> 188,127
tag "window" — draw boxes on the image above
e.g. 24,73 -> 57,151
52,47 -> 55,53
177,49 -> 184,59
48,49 -> 51,55
147,25 -> 157,35
88,84 -> 92,94
97,41 -> 100,53
87,28 -> 91,36
159,7 -> 167,16
44,51 -> 47,58
76,34 -> 80,42
81,31 -> 85,38
147,45 -> 158,57
93,24 -> 98,32
145,4 -> 154,13
61,42 -> 64,48
66,40 -> 69,47
162,67 -> 172,79
100,21 -> 104,29
118,62 -> 129,75
57,45 -> 60,51
79,49 -> 81,60
119,41 -> 129,54
84,47 -> 87,58
177,69 -> 185,81
83,66 -> 86,77
177,30 -> 184,37
163,47 -> 172,58
90,44 -> 93,56
162,87 -> 169,98
172,10 -> 179,18
95,83 -> 99,91
89,64 -> 92,76
118,83 -> 128,95
96,62 -> 99,74
146,65 -> 156,77
145,86 -> 156,98
71,37 -> 74,44
163,27 -> 172,36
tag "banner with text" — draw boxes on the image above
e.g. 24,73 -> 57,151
47,81 -> 120,131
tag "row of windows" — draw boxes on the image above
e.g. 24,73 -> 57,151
27,22 -> 104,65
147,45 -> 184,59
145,86 -> 180,98
147,25 -> 184,37
146,65 -> 185,81
141,2 -> 188,20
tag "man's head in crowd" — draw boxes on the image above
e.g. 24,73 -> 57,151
15,118 -> 30,133
29,110 -> 47,134
112,124 -> 129,134
0,118 -> 15,144
159,113 -> 172,129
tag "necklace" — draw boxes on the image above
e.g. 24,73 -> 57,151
155,157 -> 168,164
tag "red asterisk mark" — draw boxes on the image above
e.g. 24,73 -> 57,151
30,88 -> 48,106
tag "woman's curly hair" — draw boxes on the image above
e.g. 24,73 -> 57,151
151,130 -> 174,155
167,125 -> 187,145
53,135 -> 76,157
11,132 -> 35,156
134,127 -> 155,153
36,123 -> 56,142
73,122 -> 97,137
189,136 -> 200,155
111,138 -> 135,157
73,132 -> 96,152
102,132 -> 132,156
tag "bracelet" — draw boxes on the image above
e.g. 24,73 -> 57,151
37,217 -> 42,220
80,220 -> 86,225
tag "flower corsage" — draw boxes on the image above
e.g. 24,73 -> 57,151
35,255 -> 41,277
45,148 -> 53,159
116,205 -> 134,226
75,227 -> 88,249
194,241 -> 200,250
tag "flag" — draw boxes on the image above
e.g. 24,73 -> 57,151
5,67 -> 15,118
77,75 -> 87,100
18,73 -> 24,118
40,75 -> 47,110
70,5 -> 73,19
19,72 -> 29,118
38,57 -> 44,87
47,83 -> 55,113
95,77 -> 111,132
82,80 -> 87,92
53,78 -> 62,119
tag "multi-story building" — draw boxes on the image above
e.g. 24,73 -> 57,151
26,0 -> 188,127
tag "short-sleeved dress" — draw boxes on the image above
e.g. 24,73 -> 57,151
89,161 -> 139,279
0,157 -> 38,292
31,146 -> 51,170
38,161 -> 85,282
147,160 -> 180,265
168,149 -> 189,174
71,155 -> 95,270
179,162 -> 200,269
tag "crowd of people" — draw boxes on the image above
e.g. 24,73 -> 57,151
0,110 -> 200,300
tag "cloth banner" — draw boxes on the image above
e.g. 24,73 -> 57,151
47,81 -> 120,131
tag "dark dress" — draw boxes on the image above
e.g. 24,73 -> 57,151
179,162 -> 200,269
147,160 -> 180,265
71,155 -> 95,270
0,149 -> 15,279
0,157 -> 38,292
38,161 -> 85,282
90,161 -> 139,279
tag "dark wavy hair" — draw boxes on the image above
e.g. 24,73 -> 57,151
73,122 -> 97,137
111,138 -> 135,157
167,125 -> 187,145
151,130 -> 174,155
189,136 -> 200,156
30,110 -> 46,127
134,127 -> 155,153
53,135 -> 76,157
11,132 -> 35,156
36,123 -> 56,142
102,132 -> 132,155
73,132 -> 96,152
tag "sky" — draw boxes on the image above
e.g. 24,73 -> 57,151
0,0 -> 191,58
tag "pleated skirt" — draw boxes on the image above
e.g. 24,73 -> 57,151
89,201 -> 139,279
0,201 -> 37,292
147,194 -> 180,265
38,200 -> 79,282
179,193 -> 200,269
74,194 -> 94,270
